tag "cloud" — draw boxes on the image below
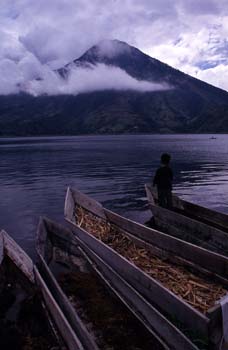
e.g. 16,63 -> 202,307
178,0 -> 220,16
0,58 -> 21,94
0,0 -> 228,92
195,64 -> 228,91
0,34 -> 171,96
146,22 -> 228,90
19,63 -> 170,96
93,40 -> 131,59
0,29 -> 26,62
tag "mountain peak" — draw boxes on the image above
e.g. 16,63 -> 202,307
74,39 -> 174,83
59,39 -> 228,98
2,39 -> 228,135
94,39 -> 132,57
79,39 -> 133,63
57,39 -> 142,79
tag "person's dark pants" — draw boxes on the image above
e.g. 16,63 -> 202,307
157,188 -> 172,209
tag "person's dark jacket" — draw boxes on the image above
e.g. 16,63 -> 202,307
153,165 -> 173,190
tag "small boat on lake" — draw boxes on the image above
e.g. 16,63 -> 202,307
64,186 -> 228,350
0,229 -> 67,350
145,183 -> 228,256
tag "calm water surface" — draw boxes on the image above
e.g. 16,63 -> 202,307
0,134 -> 228,257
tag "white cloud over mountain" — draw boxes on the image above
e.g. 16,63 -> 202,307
0,0 -> 228,93
147,21 -> 228,91
0,57 -> 170,96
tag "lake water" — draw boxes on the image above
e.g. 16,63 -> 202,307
0,134 -> 228,257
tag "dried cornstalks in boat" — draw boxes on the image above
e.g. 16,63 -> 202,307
75,205 -> 227,314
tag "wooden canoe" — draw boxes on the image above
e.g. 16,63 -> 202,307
64,186 -> 228,350
145,183 -> 228,256
37,216 -> 185,350
0,229 -> 72,350
145,183 -> 228,232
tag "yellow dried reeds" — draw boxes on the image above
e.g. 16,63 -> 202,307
75,206 -> 227,314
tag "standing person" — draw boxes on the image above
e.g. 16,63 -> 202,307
153,153 -> 173,209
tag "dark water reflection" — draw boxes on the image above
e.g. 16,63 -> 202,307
0,134 -> 228,257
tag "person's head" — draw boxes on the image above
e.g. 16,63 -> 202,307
161,153 -> 171,165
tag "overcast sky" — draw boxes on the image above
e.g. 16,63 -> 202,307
1,0 -> 228,94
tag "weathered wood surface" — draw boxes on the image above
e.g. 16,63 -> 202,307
37,218 -> 54,263
66,218 -> 210,337
64,187 -> 77,224
37,218 -> 99,350
151,204 -> 228,256
38,217 -> 200,350
146,181 -> 228,255
179,199 -> 228,232
34,266 -> 83,350
0,229 -> 78,349
65,187 -> 106,220
37,253 -> 98,350
104,209 -> 228,279
38,217 -> 82,258
145,183 -> 228,233
76,243 -> 199,350
66,187 -> 228,307
64,187 -> 228,348
67,187 -> 228,279
2,229 -> 35,283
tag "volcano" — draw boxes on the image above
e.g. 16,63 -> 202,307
0,39 -> 228,135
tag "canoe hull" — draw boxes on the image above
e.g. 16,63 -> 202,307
37,216 -> 200,350
0,229 -> 75,350
64,186 -> 228,350
145,183 -> 228,256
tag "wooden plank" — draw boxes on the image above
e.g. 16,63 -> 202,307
151,204 -> 228,255
39,222 -> 169,350
64,188 -> 228,342
65,188 -> 228,341
66,222 -> 209,337
206,305 -> 223,349
130,231 -> 228,288
77,244 -> 199,350
2,230 -> 35,283
34,266 -> 84,350
53,246 -> 87,272
1,229 -> 81,350
67,186 -> 228,278
104,209 -> 228,278
1,230 -> 76,350
145,183 -> 156,204
37,253 -> 99,350
39,218 -> 199,350
152,211 -> 219,253
0,230 -> 3,264
40,298 -> 65,348
64,187 -> 77,224
179,199 -> 228,232
40,216 -> 82,258
36,217 -> 54,264
70,187 -> 106,219
105,212 -> 228,288
145,183 -> 228,232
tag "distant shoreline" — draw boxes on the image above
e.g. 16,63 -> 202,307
0,132 -> 226,139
